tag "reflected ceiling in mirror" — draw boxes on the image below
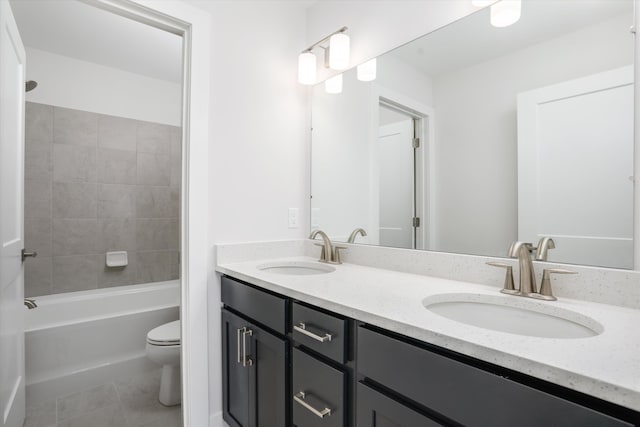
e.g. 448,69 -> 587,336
310,0 -> 635,269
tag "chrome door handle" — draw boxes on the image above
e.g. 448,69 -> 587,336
242,328 -> 253,367
294,322 -> 332,343
21,249 -> 37,262
293,391 -> 331,418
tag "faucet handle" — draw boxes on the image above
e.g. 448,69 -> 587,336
333,245 -> 348,264
313,243 -> 329,262
486,262 -> 518,295
533,268 -> 577,301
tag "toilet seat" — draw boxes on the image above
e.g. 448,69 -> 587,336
147,320 -> 180,346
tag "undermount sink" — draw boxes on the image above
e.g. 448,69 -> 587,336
257,261 -> 336,275
423,293 -> 603,339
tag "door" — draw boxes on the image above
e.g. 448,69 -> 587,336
222,309 -> 287,427
251,322 -> 286,427
517,66 -> 634,269
222,309 -> 252,427
0,2 -> 26,427
378,116 -> 415,249
356,383 -> 443,427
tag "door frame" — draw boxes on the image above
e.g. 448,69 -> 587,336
79,1 -> 211,425
370,84 -> 435,250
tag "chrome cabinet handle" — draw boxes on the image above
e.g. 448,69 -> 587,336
293,391 -> 331,418
242,328 -> 253,367
236,328 -> 243,364
21,249 -> 38,262
293,322 -> 332,343
236,327 -> 253,367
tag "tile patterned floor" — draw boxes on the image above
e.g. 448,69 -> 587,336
24,369 -> 182,427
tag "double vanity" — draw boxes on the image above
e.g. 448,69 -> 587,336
216,240 -> 640,426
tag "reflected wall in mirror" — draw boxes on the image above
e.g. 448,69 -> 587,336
311,0 -> 635,269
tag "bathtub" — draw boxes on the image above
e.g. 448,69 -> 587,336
24,281 -> 180,404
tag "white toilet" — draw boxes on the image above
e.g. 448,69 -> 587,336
146,320 -> 181,406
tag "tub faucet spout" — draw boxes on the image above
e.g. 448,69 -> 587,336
24,298 -> 37,309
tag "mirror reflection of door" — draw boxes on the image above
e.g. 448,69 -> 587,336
378,104 -> 417,249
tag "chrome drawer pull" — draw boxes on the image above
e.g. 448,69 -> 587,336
293,391 -> 331,418
294,322 -> 332,343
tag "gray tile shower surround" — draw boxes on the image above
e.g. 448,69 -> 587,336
24,102 -> 181,297
23,369 -> 182,427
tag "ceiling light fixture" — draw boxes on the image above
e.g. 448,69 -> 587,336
490,0 -> 521,28
357,58 -> 377,82
297,26 -> 349,85
325,74 -> 343,94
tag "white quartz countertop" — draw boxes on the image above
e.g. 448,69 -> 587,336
217,256 -> 640,412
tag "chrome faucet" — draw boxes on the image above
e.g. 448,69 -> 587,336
24,298 -> 37,309
347,228 -> 367,243
534,237 -> 555,261
488,239 -> 576,301
309,230 -> 346,264
507,241 -> 537,295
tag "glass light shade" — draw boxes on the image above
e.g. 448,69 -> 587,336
298,52 -> 317,85
490,0 -> 521,28
329,33 -> 350,70
357,58 -> 377,82
325,74 -> 343,94
472,0 -> 496,6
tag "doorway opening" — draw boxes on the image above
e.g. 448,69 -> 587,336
377,99 -> 427,250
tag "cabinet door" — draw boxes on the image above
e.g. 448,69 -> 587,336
222,309 -> 253,427
250,322 -> 288,427
356,383 -> 443,427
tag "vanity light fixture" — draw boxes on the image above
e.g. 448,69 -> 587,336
298,52 -> 317,85
325,74 -> 343,94
490,0 -> 521,28
357,58 -> 377,82
297,26 -> 349,85
329,33 -> 350,70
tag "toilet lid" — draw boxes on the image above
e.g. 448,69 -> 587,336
147,320 -> 180,345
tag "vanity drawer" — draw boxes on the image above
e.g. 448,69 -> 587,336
221,276 -> 287,334
293,347 -> 346,427
357,326 -> 632,427
292,302 -> 347,363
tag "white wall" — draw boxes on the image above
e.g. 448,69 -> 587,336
431,14 -> 633,257
182,1 -> 309,423
24,47 -> 181,126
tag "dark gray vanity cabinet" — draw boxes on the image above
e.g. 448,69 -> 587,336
356,325 -> 636,427
221,277 -> 289,427
221,274 -> 639,427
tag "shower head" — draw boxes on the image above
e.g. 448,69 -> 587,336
25,80 -> 38,92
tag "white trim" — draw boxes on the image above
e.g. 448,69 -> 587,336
81,1 -> 211,425
371,84 -> 435,250
635,0 -> 639,270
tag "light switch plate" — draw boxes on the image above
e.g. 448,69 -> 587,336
288,208 -> 299,228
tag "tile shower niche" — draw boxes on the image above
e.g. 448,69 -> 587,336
24,102 -> 181,297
